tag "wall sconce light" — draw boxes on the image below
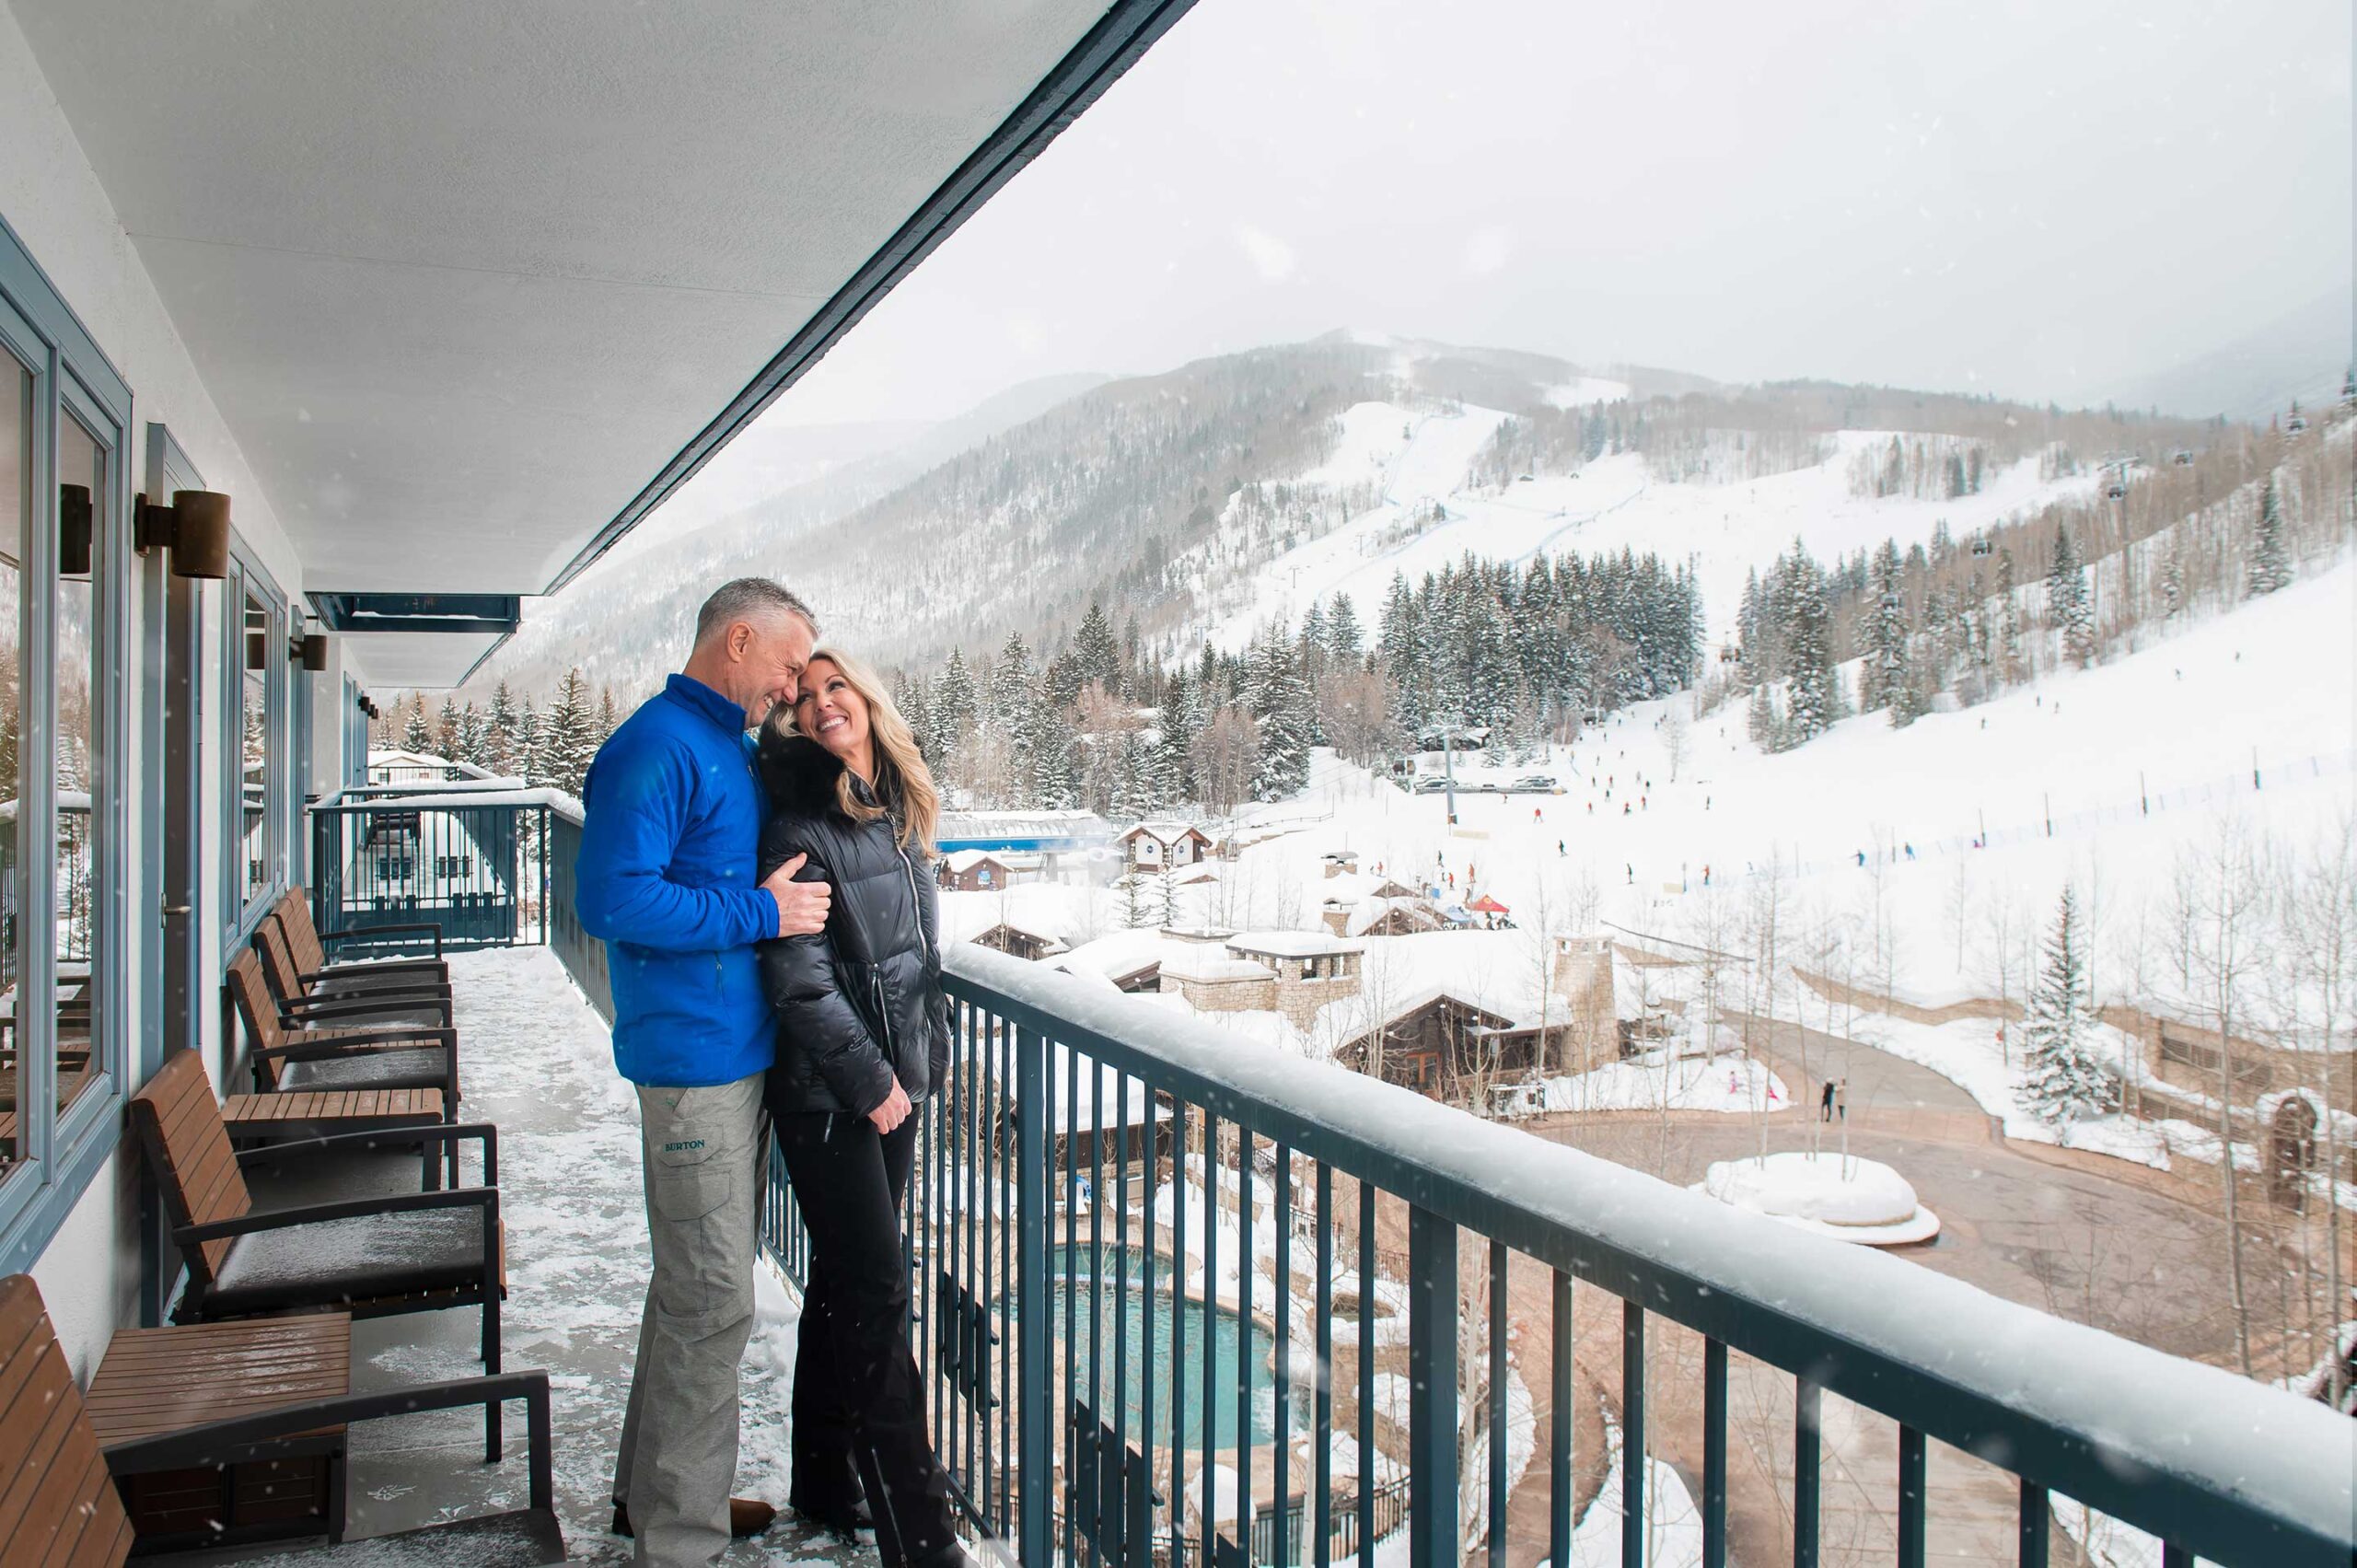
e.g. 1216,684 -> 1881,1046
134,490 -> 232,579
58,484 -> 92,577
300,633 -> 330,672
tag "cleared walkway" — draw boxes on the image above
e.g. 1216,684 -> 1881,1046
317,946 -> 856,1565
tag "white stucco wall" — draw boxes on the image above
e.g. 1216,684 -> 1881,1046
1,6 -> 307,1371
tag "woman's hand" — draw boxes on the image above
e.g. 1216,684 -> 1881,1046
868,1077 -> 912,1134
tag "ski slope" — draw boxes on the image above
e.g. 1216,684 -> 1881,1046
1204,554 -> 2356,1016
1202,418 -> 2102,652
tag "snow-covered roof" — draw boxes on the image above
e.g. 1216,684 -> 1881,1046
1319,870 -> 1421,905
1053,929 -> 1173,985
1162,947 -> 1276,983
1344,895 -> 1443,937
936,808 -> 1112,845
1225,929 -> 1364,960
1120,820 -> 1211,846
939,885 -> 1084,947
943,848 -> 1042,874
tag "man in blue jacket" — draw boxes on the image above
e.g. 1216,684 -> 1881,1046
575,577 -> 830,1565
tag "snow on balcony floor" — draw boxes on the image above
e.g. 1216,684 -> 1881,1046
310,945 -> 854,1565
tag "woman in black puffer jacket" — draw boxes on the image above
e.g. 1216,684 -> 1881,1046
756,649 -> 966,1568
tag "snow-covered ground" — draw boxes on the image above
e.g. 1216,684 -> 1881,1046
1201,407 -> 2102,653
1535,1052 -> 1788,1115
1696,1151 -> 1942,1245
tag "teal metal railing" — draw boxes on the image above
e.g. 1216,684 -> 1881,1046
534,824 -> 2352,1568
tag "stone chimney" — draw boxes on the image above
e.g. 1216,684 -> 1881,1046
1553,935 -> 1617,1070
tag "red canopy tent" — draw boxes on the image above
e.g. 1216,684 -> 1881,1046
1468,894 -> 1511,915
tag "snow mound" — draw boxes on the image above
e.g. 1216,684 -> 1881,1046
1698,1152 -> 1941,1246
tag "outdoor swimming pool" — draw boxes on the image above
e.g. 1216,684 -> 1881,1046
1051,1245 -> 1280,1449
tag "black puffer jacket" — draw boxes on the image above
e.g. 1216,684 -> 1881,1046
756,728 -> 950,1117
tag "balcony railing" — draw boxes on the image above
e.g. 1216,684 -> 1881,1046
517,811 -> 2350,1568
307,786 -> 558,955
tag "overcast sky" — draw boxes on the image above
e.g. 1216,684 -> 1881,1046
766,0 -> 2349,429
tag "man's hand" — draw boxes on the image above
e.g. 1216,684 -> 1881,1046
761,853 -> 831,937
868,1078 -> 912,1135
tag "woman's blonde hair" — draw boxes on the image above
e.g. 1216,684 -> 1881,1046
794,648 -> 940,853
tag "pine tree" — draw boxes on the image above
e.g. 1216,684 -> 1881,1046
517,696 -> 542,787
1073,601 -> 1120,693
2047,520 -> 2096,668
1993,548 -> 2025,685
1159,667 -> 1198,800
1325,592 -> 1363,668
2247,476 -> 2293,597
1780,549 -> 1837,748
542,669 -> 596,796
989,633 -> 1039,804
934,649 -> 978,761
1861,540 -> 1908,714
597,686 -> 620,747
1248,634 -> 1312,800
434,696 -> 461,762
457,703 -> 489,769
486,680 -> 520,774
401,696 -> 432,756
2018,886 -> 2119,1131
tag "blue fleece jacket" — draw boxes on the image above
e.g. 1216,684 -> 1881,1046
575,674 -> 775,1086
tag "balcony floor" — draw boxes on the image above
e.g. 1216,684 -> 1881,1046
215,946 -> 866,1566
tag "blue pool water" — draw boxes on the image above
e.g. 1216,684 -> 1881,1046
1051,1245 -> 1278,1448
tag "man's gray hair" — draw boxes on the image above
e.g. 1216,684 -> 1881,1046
693,577 -> 818,647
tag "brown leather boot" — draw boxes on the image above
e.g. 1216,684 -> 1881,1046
610,1498 -> 779,1539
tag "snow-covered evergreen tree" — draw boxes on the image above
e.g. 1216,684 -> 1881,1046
435,696 -> 461,762
1993,548 -> 2025,684
2018,886 -> 2119,1131
1325,591 -> 1363,668
1779,550 -> 1837,748
401,697 -> 432,756
2247,476 -> 2293,597
1860,539 -> 1909,715
1073,601 -> 1121,692
1248,634 -> 1313,800
541,668 -> 596,796
2047,520 -> 2096,668
486,680 -> 520,773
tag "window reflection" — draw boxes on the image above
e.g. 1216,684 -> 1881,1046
242,591 -> 271,909
55,412 -> 99,1119
0,362 -> 21,1167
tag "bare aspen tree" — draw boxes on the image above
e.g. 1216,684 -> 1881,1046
2169,816 -> 2270,1376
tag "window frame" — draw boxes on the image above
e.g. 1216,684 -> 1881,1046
0,213 -> 134,1279
222,543 -> 293,947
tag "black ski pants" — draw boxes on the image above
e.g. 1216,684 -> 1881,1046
775,1108 -> 957,1568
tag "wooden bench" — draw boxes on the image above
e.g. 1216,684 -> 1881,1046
129,1049 -> 506,1458
226,950 -> 460,1119
220,1086 -> 447,1141
253,912 -> 452,1028
0,1273 -> 563,1565
87,1313 -> 351,1551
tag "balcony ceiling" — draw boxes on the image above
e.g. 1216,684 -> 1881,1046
11,0 -> 1162,682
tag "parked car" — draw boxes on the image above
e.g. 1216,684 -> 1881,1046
1414,777 -> 1453,794
1513,773 -> 1557,790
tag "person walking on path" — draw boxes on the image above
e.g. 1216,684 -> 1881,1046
1819,1079 -> 1837,1122
758,650 -> 974,1568
576,578 -> 830,1565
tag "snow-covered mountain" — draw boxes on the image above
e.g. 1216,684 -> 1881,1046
466,332 -> 2237,700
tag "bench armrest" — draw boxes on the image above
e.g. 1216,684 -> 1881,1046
257,1024 -> 457,1057
175,1182 -> 494,1243
236,1121 -> 496,1185
320,920 -> 444,958
101,1370 -> 553,1510
278,991 -> 453,1026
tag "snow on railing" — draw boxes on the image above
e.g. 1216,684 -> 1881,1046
915,941 -> 2351,1568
